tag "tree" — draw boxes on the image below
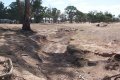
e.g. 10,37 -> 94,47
32,0 -> 43,23
65,6 -> 77,23
6,1 -> 24,23
60,13 -> 66,22
32,0 -> 42,12
75,10 -> 85,23
104,12 -> 113,22
52,8 -> 60,23
22,0 -> 31,31
95,12 -> 105,22
87,11 -> 97,23
118,14 -> 120,19
46,8 -> 52,22
0,1 -> 5,19
7,2 -> 19,21
41,7 -> 48,22
17,0 -> 24,23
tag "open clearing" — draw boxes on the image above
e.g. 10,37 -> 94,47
0,23 -> 120,80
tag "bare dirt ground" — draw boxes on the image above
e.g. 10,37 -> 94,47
0,23 -> 120,80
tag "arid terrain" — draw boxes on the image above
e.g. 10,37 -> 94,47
0,23 -> 120,80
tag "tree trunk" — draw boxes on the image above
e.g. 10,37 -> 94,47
69,12 -> 73,23
22,0 -> 31,31
17,0 -> 23,24
70,18 -> 73,23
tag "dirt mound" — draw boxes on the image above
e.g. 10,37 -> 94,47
105,54 -> 120,70
96,22 -> 108,27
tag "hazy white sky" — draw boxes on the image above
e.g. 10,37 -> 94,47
1,0 -> 120,16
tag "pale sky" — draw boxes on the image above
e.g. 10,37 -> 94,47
1,0 -> 120,16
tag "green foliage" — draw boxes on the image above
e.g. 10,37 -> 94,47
65,6 -> 77,14
118,14 -> 120,18
60,13 -> 66,22
0,1 -> 6,19
32,0 -> 42,11
31,0 -> 43,23
0,1 -> 4,10
41,7 -> 60,23
87,11 -> 114,23
46,8 -> 52,18
7,1 -> 24,23
7,2 -> 19,20
104,12 -> 114,22
0,1 -> 119,23
95,12 -> 105,22
65,6 -> 77,23
52,8 -> 60,23
87,11 -> 96,22
75,10 -> 86,22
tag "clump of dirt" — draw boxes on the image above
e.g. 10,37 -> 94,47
101,54 -> 120,80
105,54 -> 120,70
96,22 -> 108,27
39,44 -> 98,72
66,45 -> 95,67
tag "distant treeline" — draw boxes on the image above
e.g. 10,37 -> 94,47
0,0 -> 120,23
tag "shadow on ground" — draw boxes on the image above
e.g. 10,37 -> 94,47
0,27 -> 79,80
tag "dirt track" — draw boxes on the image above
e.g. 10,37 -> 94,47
0,23 -> 120,80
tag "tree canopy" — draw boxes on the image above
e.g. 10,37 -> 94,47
0,1 -> 119,23
0,1 -> 6,19
65,6 -> 77,23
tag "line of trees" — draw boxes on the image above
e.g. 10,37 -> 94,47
0,1 -> 120,24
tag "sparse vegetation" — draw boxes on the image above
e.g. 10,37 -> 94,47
0,1 -> 120,24
0,0 -> 120,80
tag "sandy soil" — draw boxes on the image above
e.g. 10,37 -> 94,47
0,23 -> 120,80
